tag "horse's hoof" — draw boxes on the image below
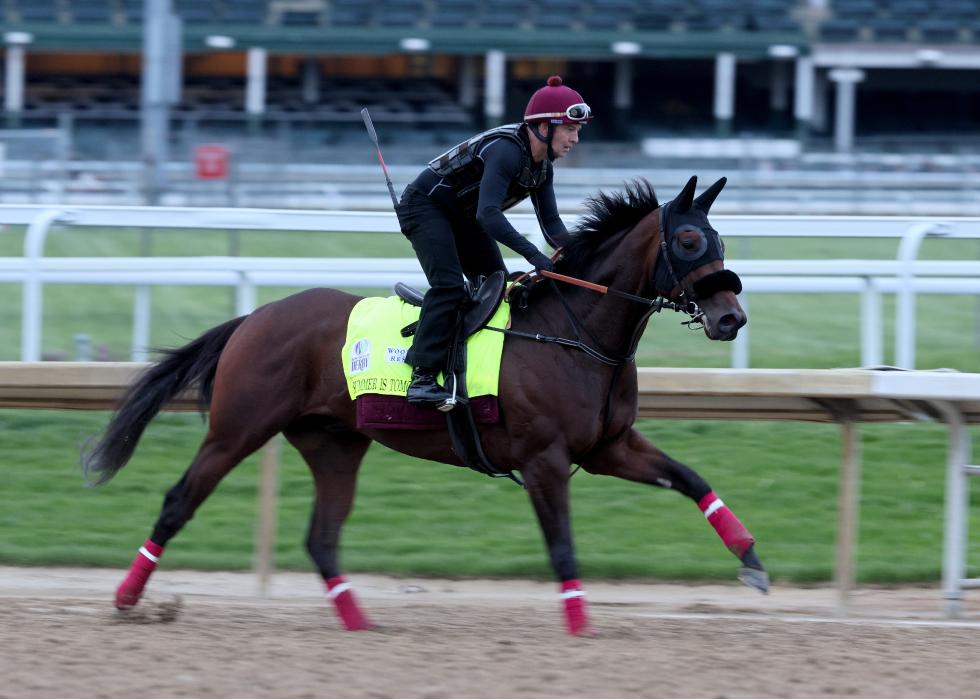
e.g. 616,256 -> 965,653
114,592 -> 140,610
738,566 -> 770,594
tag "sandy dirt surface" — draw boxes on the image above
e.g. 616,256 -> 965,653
1,566 -> 979,699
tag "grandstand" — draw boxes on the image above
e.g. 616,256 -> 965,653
0,0 -> 977,205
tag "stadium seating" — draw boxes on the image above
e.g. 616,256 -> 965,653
11,0 -> 974,41
822,0 -> 979,43
585,0 -> 634,29
280,10 -> 322,26
16,0 -> 61,24
1,0 -> 812,34
121,0 -> 143,23
820,16 -> 863,41
223,1 -> 269,25
12,0 -> 977,146
429,11 -> 470,28
70,0 -> 115,25
918,18 -> 960,42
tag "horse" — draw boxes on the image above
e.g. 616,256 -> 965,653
82,175 -> 765,636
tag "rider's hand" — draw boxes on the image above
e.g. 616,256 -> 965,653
528,252 -> 554,273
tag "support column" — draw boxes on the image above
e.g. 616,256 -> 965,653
835,420 -> 862,616
613,58 -> 633,139
459,55 -> 477,111
933,403 -> 973,618
165,12 -> 182,108
793,55 -> 815,141
256,436 -> 280,597
768,45 -> 796,131
4,34 -> 29,127
484,49 -> 505,129
811,67 -> 828,133
829,68 -> 865,153
302,56 -> 321,104
770,61 -> 790,128
246,46 -> 268,132
713,52 -> 736,136
141,0 -> 174,205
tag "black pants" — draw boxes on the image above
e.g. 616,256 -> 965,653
396,185 -> 507,370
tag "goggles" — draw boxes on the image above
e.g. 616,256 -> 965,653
525,102 -> 592,122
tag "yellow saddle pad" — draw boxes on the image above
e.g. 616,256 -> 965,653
342,296 -> 510,400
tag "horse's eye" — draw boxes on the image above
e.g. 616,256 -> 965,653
671,226 -> 709,261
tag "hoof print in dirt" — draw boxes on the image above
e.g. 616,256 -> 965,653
113,596 -> 182,624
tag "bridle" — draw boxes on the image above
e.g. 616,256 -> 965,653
494,207 -> 707,367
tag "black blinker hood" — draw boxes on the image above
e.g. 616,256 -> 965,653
655,175 -> 740,299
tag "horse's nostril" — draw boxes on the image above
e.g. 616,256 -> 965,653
719,313 -> 743,333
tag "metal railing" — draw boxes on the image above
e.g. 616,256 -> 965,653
1,205 -> 979,367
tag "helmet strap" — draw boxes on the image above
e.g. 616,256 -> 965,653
527,122 -> 557,161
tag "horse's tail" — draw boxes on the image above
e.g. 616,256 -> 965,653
81,315 -> 248,486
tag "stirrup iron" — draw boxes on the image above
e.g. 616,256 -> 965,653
438,372 -> 460,412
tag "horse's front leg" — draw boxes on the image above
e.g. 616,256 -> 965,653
523,462 -> 591,636
582,427 -> 769,593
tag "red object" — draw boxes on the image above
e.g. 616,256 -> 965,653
698,492 -> 755,557
560,579 -> 590,636
194,144 -> 230,180
115,539 -> 164,609
326,576 -> 372,631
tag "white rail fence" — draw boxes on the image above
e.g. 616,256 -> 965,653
1,206 -> 979,367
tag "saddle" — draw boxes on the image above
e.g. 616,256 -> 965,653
395,270 -> 522,486
396,269 -> 506,341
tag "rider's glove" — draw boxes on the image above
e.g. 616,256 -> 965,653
528,252 -> 554,273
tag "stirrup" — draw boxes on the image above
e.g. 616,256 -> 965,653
437,373 -> 461,412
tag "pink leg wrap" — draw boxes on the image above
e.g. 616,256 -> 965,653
560,579 -> 590,636
326,576 -> 372,631
698,492 -> 754,558
115,539 -> 163,609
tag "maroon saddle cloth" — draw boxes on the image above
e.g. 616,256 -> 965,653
355,394 -> 499,430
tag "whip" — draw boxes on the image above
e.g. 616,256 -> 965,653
360,107 -> 399,208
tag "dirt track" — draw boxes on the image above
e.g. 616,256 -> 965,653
1,566 -> 979,698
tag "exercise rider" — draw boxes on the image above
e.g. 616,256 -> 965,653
395,75 -> 593,409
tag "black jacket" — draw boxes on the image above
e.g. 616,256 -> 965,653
409,123 -> 567,258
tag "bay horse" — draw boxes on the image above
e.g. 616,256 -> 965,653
82,175 -> 765,636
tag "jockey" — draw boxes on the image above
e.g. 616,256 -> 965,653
396,75 -> 593,409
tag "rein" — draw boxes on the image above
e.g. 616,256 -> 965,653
491,220 -> 705,367
539,269 -> 701,320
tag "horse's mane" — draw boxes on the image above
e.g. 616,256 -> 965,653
558,179 -> 660,275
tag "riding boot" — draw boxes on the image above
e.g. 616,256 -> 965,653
406,367 -> 454,411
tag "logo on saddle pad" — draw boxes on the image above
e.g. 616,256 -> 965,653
349,338 -> 371,374
385,346 -> 408,364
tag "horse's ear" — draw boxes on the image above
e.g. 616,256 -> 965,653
694,176 -> 727,213
676,175 -> 697,212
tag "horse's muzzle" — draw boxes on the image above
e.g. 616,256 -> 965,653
698,290 -> 746,341
714,309 -> 747,340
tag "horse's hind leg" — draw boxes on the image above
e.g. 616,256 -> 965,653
284,417 -> 373,630
115,428 -> 278,609
582,427 -> 769,593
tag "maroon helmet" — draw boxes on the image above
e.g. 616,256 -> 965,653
524,75 -> 593,125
